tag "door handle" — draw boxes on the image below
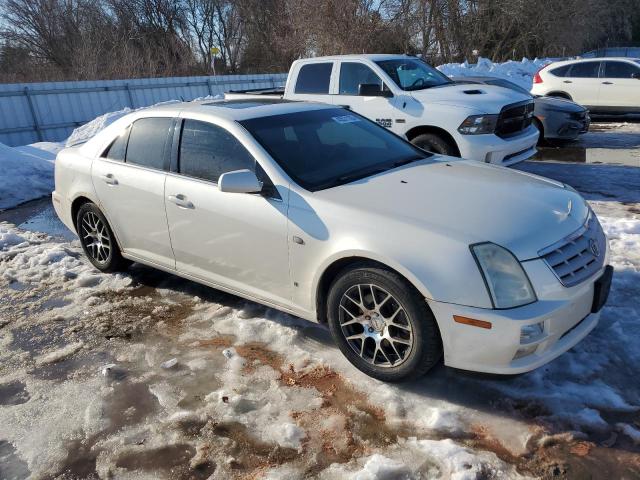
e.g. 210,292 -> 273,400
167,194 -> 194,209
101,173 -> 118,185
563,80 -> 573,83
602,81 -> 613,85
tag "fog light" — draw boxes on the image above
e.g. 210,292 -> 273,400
520,322 -> 544,344
513,344 -> 538,360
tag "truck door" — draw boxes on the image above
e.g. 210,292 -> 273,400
333,61 -> 400,134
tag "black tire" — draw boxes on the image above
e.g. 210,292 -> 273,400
411,133 -> 458,156
532,117 -> 546,146
547,92 -> 572,101
76,203 -> 129,273
327,265 -> 443,382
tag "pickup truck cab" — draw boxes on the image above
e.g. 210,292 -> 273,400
226,54 -> 539,165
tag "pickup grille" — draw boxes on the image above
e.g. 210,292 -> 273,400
495,101 -> 534,138
539,213 -> 606,287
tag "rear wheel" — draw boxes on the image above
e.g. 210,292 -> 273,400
327,265 -> 442,382
76,203 -> 129,272
411,133 -> 458,156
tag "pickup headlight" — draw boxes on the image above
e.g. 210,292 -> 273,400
470,243 -> 537,309
458,114 -> 498,135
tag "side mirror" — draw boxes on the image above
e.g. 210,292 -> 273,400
218,169 -> 263,194
358,83 -> 393,97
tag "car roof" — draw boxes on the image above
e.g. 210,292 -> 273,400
139,98 -> 335,121
549,56 -> 640,67
295,53 -> 415,62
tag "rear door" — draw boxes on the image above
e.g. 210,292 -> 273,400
92,117 -> 175,268
333,61 -> 400,134
164,118 -> 291,306
600,60 -> 640,109
564,61 -> 602,107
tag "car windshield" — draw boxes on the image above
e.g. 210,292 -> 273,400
239,108 -> 432,191
375,58 -> 451,91
485,78 -> 532,97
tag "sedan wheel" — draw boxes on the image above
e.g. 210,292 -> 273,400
339,284 -> 413,367
76,203 -> 129,272
80,211 -> 112,265
327,265 -> 442,382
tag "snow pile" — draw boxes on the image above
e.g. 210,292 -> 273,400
437,56 -> 552,90
0,142 -> 62,210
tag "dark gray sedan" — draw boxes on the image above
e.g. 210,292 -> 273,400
451,76 -> 590,142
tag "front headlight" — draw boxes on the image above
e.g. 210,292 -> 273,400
458,114 -> 498,135
470,243 -> 537,309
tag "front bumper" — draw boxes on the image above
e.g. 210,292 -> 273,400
428,258 -> 611,375
456,125 -> 539,166
543,112 -> 590,140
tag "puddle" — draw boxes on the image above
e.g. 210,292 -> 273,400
0,197 -> 74,241
0,381 -> 30,406
0,440 -> 30,480
535,146 -> 640,166
11,324 -> 68,353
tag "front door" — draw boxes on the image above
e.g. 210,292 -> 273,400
164,119 -> 291,306
91,117 -> 175,269
600,61 -> 640,109
564,61 -> 602,107
333,61 -> 400,134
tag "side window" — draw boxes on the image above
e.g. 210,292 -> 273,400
125,117 -> 172,170
101,127 -> 130,161
567,62 -> 600,78
294,63 -> 333,94
339,62 -> 383,95
179,119 -> 255,183
550,65 -> 570,77
603,61 -> 639,79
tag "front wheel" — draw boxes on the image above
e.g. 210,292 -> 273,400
411,133 -> 458,156
76,203 -> 129,272
327,265 -> 442,382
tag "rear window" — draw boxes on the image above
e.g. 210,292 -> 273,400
294,63 -> 333,94
549,65 -> 571,77
568,62 -> 600,78
102,127 -> 129,161
125,118 -> 173,171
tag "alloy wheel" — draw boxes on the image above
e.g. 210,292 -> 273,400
80,211 -> 112,265
338,283 -> 414,367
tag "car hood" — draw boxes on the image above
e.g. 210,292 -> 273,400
409,83 -> 532,114
534,95 -> 586,112
315,159 -> 588,260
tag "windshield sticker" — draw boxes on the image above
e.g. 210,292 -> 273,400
332,115 -> 361,124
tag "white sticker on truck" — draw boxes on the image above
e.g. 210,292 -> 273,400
332,115 -> 361,124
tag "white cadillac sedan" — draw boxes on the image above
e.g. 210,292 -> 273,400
52,100 -> 613,381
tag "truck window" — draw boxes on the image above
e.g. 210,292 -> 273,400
375,58 -> 450,91
179,119 -> 255,183
125,117 -> 172,171
294,63 -> 333,94
339,62 -> 383,95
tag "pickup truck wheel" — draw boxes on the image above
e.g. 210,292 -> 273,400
327,265 -> 442,382
411,133 -> 457,156
76,203 -> 129,273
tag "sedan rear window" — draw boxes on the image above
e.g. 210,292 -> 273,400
240,108 -> 432,191
126,117 -> 173,171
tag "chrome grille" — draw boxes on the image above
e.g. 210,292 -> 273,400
539,213 -> 606,287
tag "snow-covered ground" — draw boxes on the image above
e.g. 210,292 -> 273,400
1,130 -> 640,478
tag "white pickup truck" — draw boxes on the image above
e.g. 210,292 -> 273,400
226,54 -> 539,165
